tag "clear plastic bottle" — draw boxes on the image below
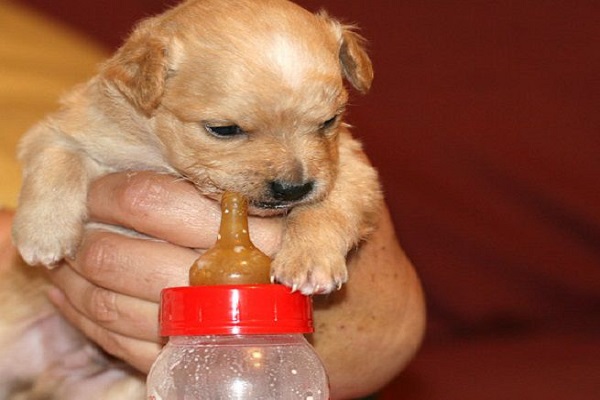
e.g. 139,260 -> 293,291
147,284 -> 329,400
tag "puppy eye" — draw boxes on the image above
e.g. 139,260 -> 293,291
320,115 -> 338,131
205,124 -> 245,138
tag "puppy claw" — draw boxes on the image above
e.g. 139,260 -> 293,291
17,244 -> 67,268
271,243 -> 348,295
12,207 -> 84,268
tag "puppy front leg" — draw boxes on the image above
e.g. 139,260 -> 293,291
272,133 -> 382,294
13,128 -> 96,266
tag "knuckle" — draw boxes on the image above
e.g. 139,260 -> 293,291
118,173 -> 167,218
98,329 -> 130,361
78,232 -> 119,278
85,286 -> 119,323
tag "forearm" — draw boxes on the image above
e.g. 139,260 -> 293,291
0,210 -> 16,273
312,205 -> 426,399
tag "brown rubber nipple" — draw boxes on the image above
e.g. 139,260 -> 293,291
189,192 -> 272,286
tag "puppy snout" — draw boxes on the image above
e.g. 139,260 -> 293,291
270,180 -> 314,202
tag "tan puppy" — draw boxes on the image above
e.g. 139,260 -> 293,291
4,0 -> 380,397
13,0 -> 380,294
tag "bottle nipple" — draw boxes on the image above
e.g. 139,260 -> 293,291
189,192 -> 272,286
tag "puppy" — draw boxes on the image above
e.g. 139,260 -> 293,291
4,0 -> 381,397
14,0 -> 380,294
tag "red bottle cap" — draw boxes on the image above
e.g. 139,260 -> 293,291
159,284 -> 314,336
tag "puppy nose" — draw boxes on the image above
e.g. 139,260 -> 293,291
270,180 -> 314,202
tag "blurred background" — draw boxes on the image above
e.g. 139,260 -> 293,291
1,0 -> 598,398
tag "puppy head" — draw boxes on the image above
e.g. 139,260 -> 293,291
101,0 -> 373,214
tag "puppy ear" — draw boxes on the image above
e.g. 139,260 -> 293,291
101,24 -> 170,115
320,12 -> 374,93
338,27 -> 374,93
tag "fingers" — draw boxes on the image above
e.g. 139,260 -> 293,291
46,284 -> 160,374
88,171 -> 283,255
47,260 -> 159,342
75,230 -> 196,301
45,229 -> 188,373
88,172 -> 221,249
47,170 -> 285,374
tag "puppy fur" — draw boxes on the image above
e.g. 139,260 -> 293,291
4,0 -> 381,397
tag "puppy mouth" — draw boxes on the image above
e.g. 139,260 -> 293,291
190,177 -> 317,216
249,200 -> 295,216
190,186 -> 299,216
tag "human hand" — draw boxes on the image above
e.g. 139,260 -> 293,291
44,170 -> 425,399
46,171 -> 283,373
0,209 -> 17,273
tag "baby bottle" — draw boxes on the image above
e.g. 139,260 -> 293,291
146,192 -> 329,400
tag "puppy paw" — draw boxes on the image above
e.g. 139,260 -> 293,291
12,208 -> 83,267
271,244 -> 348,295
